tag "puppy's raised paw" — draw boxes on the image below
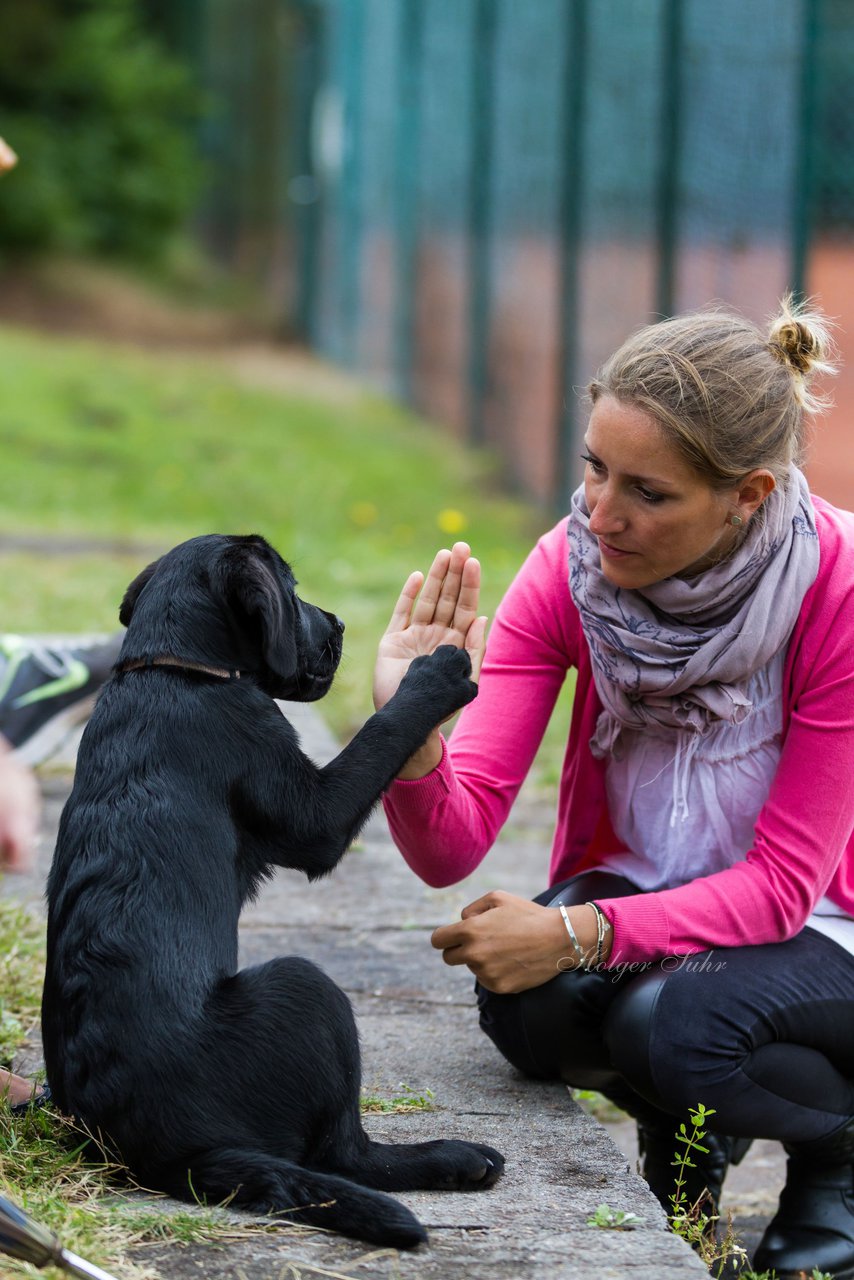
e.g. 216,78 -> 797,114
404,645 -> 478,718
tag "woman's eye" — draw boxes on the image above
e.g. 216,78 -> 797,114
581,453 -> 604,473
637,487 -> 664,504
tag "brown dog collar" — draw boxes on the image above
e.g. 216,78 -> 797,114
119,656 -> 242,680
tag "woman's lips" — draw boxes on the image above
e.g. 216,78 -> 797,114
598,540 -> 636,560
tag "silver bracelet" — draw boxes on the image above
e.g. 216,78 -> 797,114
558,904 -> 591,970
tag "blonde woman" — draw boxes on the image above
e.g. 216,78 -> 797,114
375,299 -> 854,1280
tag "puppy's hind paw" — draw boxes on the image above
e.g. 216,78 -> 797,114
431,1139 -> 505,1191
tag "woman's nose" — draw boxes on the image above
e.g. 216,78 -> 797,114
588,487 -> 626,535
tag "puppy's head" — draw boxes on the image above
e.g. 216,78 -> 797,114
119,534 -> 344,702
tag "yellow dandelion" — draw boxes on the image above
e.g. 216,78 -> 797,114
437,508 -> 467,535
349,501 -> 379,528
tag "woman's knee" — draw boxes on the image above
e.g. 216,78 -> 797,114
604,960 -> 737,1114
478,965 -> 627,1086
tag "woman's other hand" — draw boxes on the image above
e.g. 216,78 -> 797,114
431,891 -> 610,993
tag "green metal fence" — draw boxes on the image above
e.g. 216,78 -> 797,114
168,0 -> 854,509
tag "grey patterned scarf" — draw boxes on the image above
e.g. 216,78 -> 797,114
567,466 -> 820,758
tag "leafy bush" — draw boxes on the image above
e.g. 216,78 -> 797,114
0,0 -> 203,259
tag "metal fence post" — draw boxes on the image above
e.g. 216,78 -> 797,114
393,0 -> 424,404
793,0 -> 820,300
292,2 -> 323,343
467,0 -> 497,447
338,0 -> 364,367
656,0 -> 683,319
555,0 -> 589,514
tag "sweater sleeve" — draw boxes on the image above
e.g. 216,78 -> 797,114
382,521 -> 578,888
599,578 -> 854,964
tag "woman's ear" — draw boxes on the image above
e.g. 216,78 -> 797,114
119,556 -> 163,627
734,469 -> 777,523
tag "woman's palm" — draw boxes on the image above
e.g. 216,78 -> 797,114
372,545 -> 485,713
374,620 -> 468,711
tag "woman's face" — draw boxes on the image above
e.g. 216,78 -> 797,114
583,395 -> 740,588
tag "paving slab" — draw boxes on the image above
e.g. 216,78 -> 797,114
5,697 -> 716,1278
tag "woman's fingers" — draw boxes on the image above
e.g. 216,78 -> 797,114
388,545 -> 481,650
383,570 -> 424,636
411,543 -> 479,633
410,547 -> 453,626
432,542 -> 471,627
466,615 -> 489,682
453,555 -> 481,631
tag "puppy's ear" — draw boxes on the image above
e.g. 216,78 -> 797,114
225,547 -> 298,684
119,557 -> 162,627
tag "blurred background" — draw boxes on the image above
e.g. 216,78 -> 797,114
0,0 -> 853,737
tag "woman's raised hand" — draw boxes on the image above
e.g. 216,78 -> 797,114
373,542 -> 487,716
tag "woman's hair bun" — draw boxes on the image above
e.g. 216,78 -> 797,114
767,293 -> 836,383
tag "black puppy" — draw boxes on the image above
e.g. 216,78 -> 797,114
42,534 -> 504,1248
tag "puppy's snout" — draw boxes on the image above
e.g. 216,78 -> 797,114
334,616 -> 345,635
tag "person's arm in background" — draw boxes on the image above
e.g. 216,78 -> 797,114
0,134 -> 51,1106
0,734 -> 43,1106
0,137 -> 18,173
0,739 -> 39,873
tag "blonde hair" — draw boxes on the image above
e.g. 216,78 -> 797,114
588,295 -> 837,488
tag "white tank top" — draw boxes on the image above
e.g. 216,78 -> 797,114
597,648 -> 854,956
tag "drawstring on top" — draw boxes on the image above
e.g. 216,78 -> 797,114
669,729 -> 702,828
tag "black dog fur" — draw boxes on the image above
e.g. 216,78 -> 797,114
41,534 -> 504,1248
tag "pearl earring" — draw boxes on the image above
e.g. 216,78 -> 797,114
730,514 -> 744,527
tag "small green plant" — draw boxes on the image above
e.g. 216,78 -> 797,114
571,1088 -> 628,1124
668,1104 -> 747,1276
668,1109 -> 835,1279
586,1202 -> 644,1230
740,1272 -> 833,1280
360,1084 -> 435,1114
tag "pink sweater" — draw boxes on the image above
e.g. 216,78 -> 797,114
383,497 -> 854,965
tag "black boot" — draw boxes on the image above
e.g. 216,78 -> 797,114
753,1119 -> 854,1280
637,1120 -> 752,1219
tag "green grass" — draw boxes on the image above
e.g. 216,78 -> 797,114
0,895 -> 44,1064
360,1084 -> 435,1114
0,322 -> 561,745
0,1105 -> 312,1279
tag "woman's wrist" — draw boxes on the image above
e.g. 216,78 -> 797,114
395,731 -> 443,781
558,903 -> 614,969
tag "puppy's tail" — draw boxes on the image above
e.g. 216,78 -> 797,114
155,1146 -> 427,1249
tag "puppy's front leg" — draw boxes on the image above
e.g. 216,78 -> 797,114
289,646 -> 476,876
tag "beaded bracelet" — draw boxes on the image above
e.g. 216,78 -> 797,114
586,901 -> 612,967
